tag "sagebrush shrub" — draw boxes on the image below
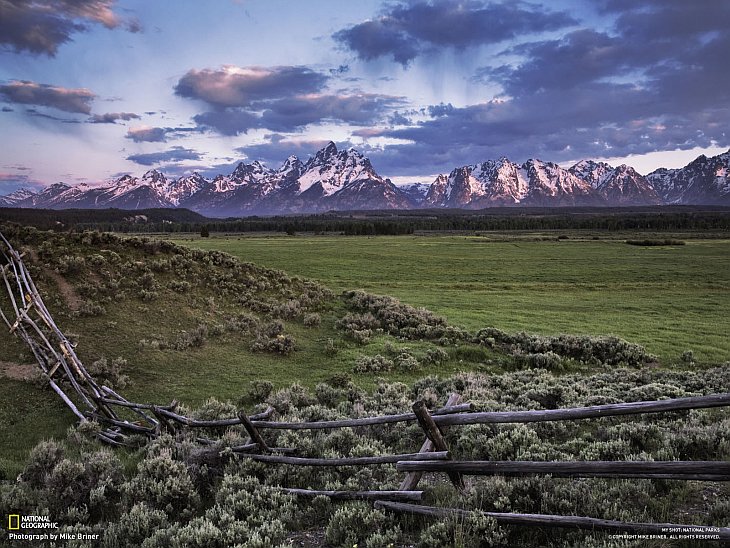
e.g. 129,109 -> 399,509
354,354 -> 394,373
247,380 -> 274,402
325,502 -> 399,547
124,451 -> 200,520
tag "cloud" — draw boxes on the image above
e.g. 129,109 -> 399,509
126,146 -> 202,166
0,172 -> 46,194
176,64 -> 402,135
125,125 -> 200,142
192,109 -> 261,136
193,92 -> 404,135
0,0 -> 138,56
89,111 -> 140,124
255,93 -> 406,132
126,126 -> 168,142
0,80 -> 95,114
334,0 -> 577,65
174,65 -> 328,108
25,107 -> 83,123
356,0 -> 730,175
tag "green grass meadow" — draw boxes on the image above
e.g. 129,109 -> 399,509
1,229 -> 729,478
184,233 -> 730,363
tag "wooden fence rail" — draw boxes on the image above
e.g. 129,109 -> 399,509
396,460 -> 730,482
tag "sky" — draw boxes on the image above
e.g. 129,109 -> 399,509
1,0 -> 729,194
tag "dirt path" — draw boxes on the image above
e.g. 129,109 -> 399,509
26,250 -> 82,311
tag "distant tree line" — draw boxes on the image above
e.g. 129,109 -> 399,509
1,205 -> 729,234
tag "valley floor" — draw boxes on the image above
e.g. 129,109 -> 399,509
179,231 -> 730,363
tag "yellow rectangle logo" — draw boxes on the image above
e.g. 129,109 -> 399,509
8,514 -> 20,530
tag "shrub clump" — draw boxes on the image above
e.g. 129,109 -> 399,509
303,312 -> 321,327
88,356 -> 129,389
123,450 -> 200,520
250,321 -> 296,355
341,290 -> 449,340
325,502 -> 400,547
171,324 -> 209,350
353,354 -> 394,373
513,351 -> 564,371
474,328 -> 655,366
247,380 -> 274,402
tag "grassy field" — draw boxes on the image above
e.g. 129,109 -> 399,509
1,227 -> 728,477
182,232 -> 730,363
1,225 -> 729,546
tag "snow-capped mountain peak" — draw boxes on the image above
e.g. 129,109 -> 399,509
4,147 -> 729,215
0,188 -> 37,206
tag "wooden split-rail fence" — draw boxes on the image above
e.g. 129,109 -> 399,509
2,230 -> 729,540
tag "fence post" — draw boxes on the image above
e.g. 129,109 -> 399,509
411,399 -> 465,491
239,410 -> 271,452
401,393 -> 462,491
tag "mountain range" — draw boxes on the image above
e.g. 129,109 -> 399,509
2,143 -> 729,215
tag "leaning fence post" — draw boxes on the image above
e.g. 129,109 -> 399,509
239,410 -> 271,452
411,399 -> 465,491
401,393 -> 462,491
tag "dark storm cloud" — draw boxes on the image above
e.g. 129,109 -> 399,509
0,0 -> 136,56
256,93 -> 406,131
366,1 -> 730,175
192,109 -> 260,136
192,93 -> 404,136
368,82 -> 729,176
174,65 -> 328,108
334,0 -> 577,65
0,80 -> 95,114
600,0 -> 730,39
176,65 -> 400,135
126,146 -> 202,166
89,112 -> 140,124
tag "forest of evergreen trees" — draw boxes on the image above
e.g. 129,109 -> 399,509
1,205 -> 729,234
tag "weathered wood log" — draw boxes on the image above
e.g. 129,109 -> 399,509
282,488 -> 423,501
96,432 -> 126,446
374,501 -> 730,540
396,460 -> 730,481
151,406 -> 178,435
152,406 -> 275,428
251,403 -> 474,430
412,400 -> 464,490
240,451 -> 450,467
401,393 -> 462,491
100,386 -> 157,427
229,443 -> 297,454
432,393 -> 730,426
90,414 -> 157,435
238,409 -> 271,452
47,377 -> 87,421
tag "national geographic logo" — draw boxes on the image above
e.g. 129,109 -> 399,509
8,514 -> 20,530
5,514 -> 59,530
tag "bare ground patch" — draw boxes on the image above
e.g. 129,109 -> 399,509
0,360 -> 36,381
26,250 -> 82,311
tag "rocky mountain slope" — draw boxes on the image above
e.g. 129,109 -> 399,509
2,145 -> 729,214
